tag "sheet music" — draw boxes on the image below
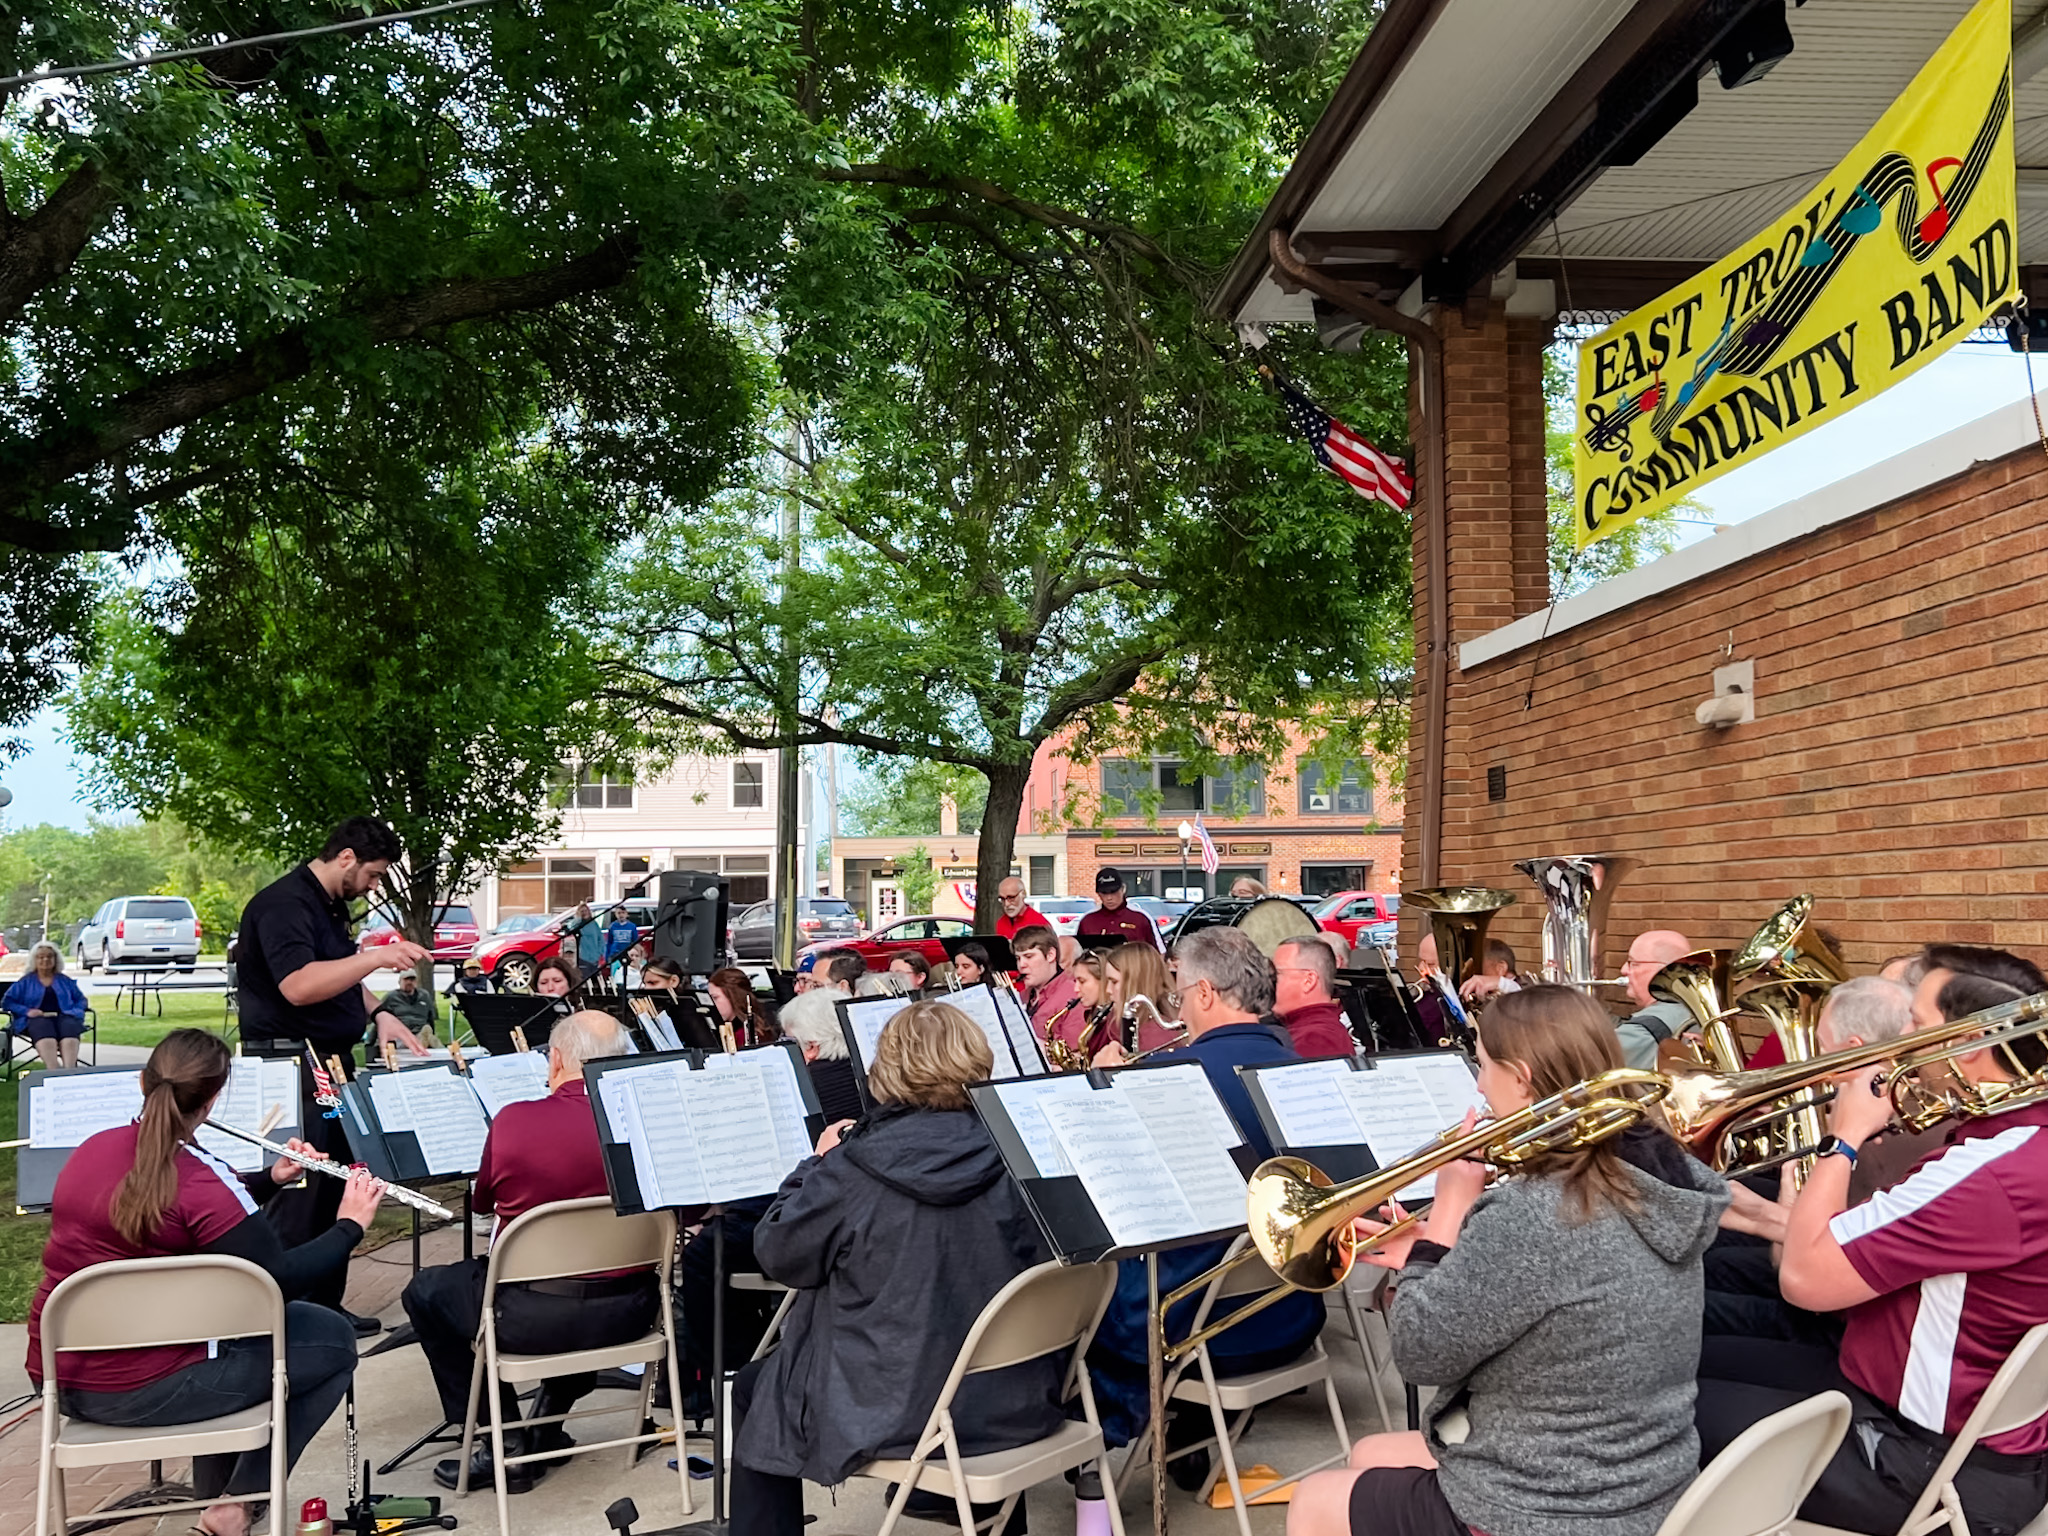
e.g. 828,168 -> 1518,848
987,1074 -> 1096,1176
28,1072 -> 142,1149
682,1066 -> 787,1200
992,987 -> 1047,1073
466,1052 -> 552,1119
705,1048 -> 812,1172
841,995 -> 914,1068
367,1071 -> 416,1134
398,1068 -> 492,1174
597,1071 -> 667,1208
1339,1068 -> 1453,1202
628,1064 -> 711,1209
945,985 -> 1023,1078
1041,1093 -> 1199,1248
1257,1058 -> 1366,1148
644,1009 -> 684,1053
1108,1071 -> 1247,1233
1111,1064 -> 1244,1149
1406,1054 -> 1487,1125
195,1057 -> 295,1172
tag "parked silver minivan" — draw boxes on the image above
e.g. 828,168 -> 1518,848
75,895 -> 202,970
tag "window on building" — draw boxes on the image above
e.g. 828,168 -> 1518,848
546,857 -> 596,910
1300,863 -> 1370,898
1298,759 -> 1373,815
1102,759 -> 1149,817
1028,855 -> 1056,896
733,761 -> 766,809
1206,758 -> 1266,816
1156,761 -> 1202,813
620,854 -> 650,876
497,860 -> 546,915
724,854 -> 771,906
570,765 -> 634,809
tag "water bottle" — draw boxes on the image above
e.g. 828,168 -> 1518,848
1075,1465 -> 1111,1536
295,1496 -> 334,1536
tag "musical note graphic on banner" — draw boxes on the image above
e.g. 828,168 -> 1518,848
1917,156 -> 1963,242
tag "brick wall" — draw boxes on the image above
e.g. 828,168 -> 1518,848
1431,436 -> 2048,976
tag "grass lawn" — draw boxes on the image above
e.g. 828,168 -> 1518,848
88,989 -> 236,1048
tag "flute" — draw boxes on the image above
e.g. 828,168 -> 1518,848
203,1120 -> 455,1220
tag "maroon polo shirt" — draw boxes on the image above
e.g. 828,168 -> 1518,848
1078,903 -> 1159,950
1278,999 -> 1356,1059
473,1078 -> 610,1226
29,1125 -> 259,1392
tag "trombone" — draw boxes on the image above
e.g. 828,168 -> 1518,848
1663,988 -> 2048,1172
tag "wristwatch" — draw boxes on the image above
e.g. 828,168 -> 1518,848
1814,1135 -> 1860,1167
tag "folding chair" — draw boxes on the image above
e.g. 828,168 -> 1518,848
1328,1269 -> 1396,1433
456,1196 -> 689,1536
729,1271 -> 797,1364
853,1260 -> 1121,1536
1657,1391 -> 1849,1536
4,1008 -> 98,1080
1794,1322 -> 2048,1536
35,1255 -> 287,1536
1115,1237 -> 1350,1536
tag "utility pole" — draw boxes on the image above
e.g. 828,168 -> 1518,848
773,420 -> 803,970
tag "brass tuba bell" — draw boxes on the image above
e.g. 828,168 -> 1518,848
1513,854 -> 1635,988
1649,948 -> 1745,1072
1728,896 -> 1850,1186
1402,887 -> 1517,1045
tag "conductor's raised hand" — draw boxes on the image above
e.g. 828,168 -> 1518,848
337,1167 -> 386,1229
384,939 -> 432,971
373,1010 -> 428,1058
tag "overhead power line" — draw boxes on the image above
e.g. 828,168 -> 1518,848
0,0 -> 498,92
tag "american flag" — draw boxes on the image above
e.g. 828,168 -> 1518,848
1194,815 -> 1220,876
1275,375 -> 1414,509
306,1048 -> 341,1110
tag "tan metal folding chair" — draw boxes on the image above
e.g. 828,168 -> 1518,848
729,1271 -> 796,1364
1329,1270 -> 1396,1433
1657,1390 -> 1849,1536
853,1260 -> 1121,1536
1114,1236 -> 1350,1536
35,1255 -> 287,1536
1794,1322 -> 2048,1536
456,1196 -> 687,1536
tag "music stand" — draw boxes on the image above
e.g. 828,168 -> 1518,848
1073,933 -> 1126,955
451,992 -> 564,1057
939,933 -> 1018,972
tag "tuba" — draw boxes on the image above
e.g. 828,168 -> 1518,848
1403,886 -> 1516,1048
1513,855 -> 1635,988
1728,896 -> 1849,1185
1649,948 -> 1746,1072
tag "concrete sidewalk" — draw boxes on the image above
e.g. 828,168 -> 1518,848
0,1240 -> 1401,1536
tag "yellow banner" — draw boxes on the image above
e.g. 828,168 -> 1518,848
1573,0 -> 2015,549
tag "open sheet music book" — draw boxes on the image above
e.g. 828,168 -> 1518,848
585,1041 -> 823,1215
1239,1050 -> 1484,1201
971,1063 -> 1252,1260
345,1063 -> 494,1180
837,984 -> 1045,1100
464,1052 -> 552,1119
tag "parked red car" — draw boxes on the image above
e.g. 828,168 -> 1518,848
358,904 -> 481,962
794,915 -> 974,971
1311,889 -> 1401,947
468,898 -> 658,991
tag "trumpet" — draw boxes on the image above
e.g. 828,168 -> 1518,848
204,1119 -> 456,1221
1157,1067 -> 1670,1361
1662,988 -> 2048,1173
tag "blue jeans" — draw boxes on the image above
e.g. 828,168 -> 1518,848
61,1302 -> 357,1497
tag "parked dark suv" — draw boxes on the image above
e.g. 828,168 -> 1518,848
728,898 -> 862,959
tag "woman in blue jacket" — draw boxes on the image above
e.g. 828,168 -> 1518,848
5,941 -> 90,1068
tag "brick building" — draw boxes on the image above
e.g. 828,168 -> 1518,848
1221,0 -> 2048,974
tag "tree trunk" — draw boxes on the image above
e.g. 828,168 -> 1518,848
973,761 -> 1032,931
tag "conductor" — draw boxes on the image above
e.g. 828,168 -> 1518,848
236,816 -> 430,1333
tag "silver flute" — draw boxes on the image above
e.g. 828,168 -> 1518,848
204,1119 -> 455,1221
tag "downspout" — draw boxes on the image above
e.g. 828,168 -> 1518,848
1267,229 -> 1449,885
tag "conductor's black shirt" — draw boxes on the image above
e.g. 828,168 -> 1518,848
237,864 -> 367,1055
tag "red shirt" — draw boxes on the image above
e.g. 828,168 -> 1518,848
1278,999 -> 1356,1059
28,1125 -> 259,1392
1077,904 -> 1159,951
995,907 -> 1049,941
1832,1100 -> 2048,1452
1029,969 -> 1084,1051
474,1079 -> 610,1226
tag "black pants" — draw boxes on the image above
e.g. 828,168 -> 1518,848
401,1258 -> 660,1427
63,1302 -> 356,1497
729,1361 -> 1028,1536
1701,1240 -> 1843,1348
1697,1340 -> 2048,1536
681,1209 -> 777,1399
245,1039 -> 353,1310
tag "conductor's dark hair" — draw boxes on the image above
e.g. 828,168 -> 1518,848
320,817 -> 402,865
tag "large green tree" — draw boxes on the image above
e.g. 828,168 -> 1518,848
605,0 -> 1415,926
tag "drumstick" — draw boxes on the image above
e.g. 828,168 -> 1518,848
257,1102 -> 286,1137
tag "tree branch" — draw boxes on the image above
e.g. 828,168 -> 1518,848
0,164 -> 120,329
818,164 -> 1178,269
0,232 -> 642,543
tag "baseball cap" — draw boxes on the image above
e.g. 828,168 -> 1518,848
1095,868 -> 1124,894
795,952 -> 820,974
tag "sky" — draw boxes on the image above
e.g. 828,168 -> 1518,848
8,343 -> 2041,833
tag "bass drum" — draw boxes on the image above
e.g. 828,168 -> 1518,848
1167,896 -> 1319,956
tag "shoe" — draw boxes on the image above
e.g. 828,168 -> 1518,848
1167,1448 -> 1211,1492
344,1310 -> 383,1338
529,1422 -> 577,1471
434,1437 -> 543,1495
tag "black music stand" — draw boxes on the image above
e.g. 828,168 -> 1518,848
450,993 -> 565,1057
939,933 -> 1018,972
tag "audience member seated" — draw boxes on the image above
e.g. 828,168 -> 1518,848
1273,935 -> 1358,1058
730,1002 -> 1063,1536
5,941 -> 90,1068
378,969 -> 439,1046
1088,928 -> 1323,1481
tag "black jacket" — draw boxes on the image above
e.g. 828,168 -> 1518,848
738,1104 -> 1060,1483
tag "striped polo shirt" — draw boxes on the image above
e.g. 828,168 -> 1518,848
1833,1099 -> 2048,1453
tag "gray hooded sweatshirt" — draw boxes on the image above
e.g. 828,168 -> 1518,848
1390,1136 -> 1730,1536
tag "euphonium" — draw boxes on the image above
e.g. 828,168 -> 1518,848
1513,855 -> 1635,987
1728,896 -> 1850,1185
1662,989 -> 2048,1172
1648,948 -> 1745,1072
1403,887 -> 1517,1046
1155,1068 -> 1671,1360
